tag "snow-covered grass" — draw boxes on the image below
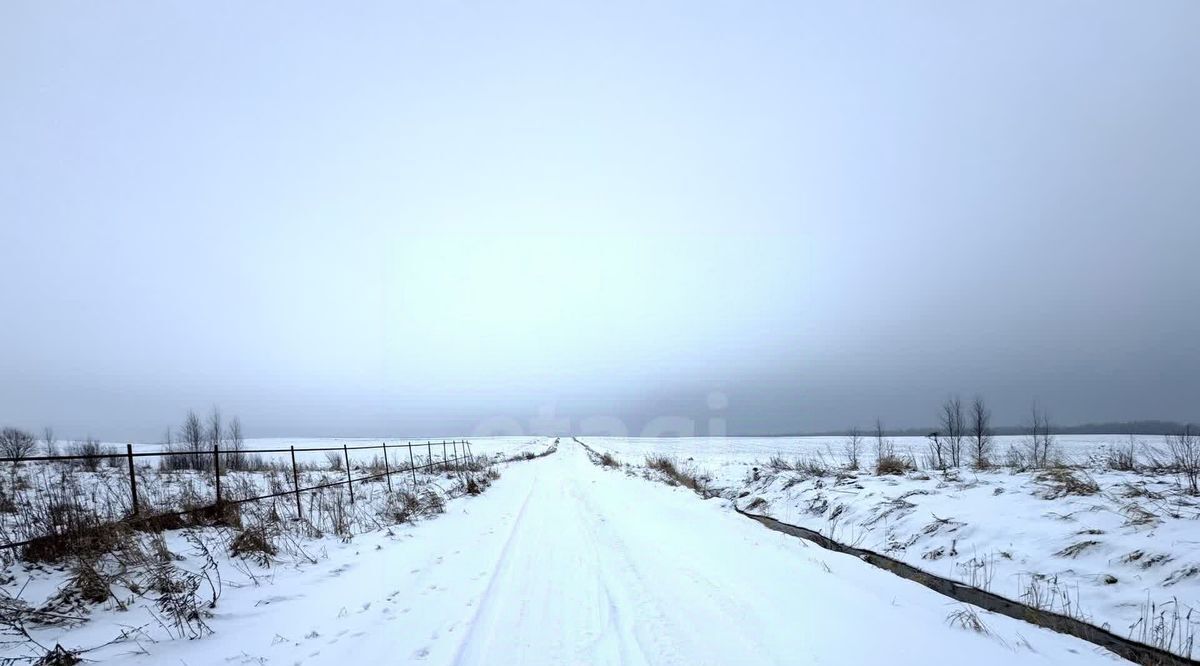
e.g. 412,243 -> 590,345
0,437 -> 553,550
584,434 -> 1200,659
0,438 -> 553,663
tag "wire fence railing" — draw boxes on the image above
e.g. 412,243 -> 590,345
0,440 -> 476,552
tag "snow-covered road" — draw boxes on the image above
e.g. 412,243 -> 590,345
143,442 -> 1125,665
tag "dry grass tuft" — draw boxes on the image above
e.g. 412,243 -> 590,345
1035,468 -> 1100,499
946,605 -> 992,636
874,455 -> 909,476
229,524 -> 278,566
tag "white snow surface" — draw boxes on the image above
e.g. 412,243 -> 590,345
584,435 -> 1200,659
18,441 -> 1135,665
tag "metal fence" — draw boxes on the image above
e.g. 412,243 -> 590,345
0,440 -> 475,552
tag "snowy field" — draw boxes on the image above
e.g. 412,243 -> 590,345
584,435 -> 1200,658
2,442 -> 1141,665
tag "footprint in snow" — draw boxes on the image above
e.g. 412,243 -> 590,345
412,647 -> 430,659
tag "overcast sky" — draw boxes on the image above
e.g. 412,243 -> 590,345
2,1 -> 1198,441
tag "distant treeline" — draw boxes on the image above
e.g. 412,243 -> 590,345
775,420 -> 1197,438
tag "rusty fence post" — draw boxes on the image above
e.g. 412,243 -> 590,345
407,441 -> 417,486
290,445 -> 302,520
382,442 -> 392,492
126,444 -> 139,516
343,444 -> 354,503
213,444 -> 222,504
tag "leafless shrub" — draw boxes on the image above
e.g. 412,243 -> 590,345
324,451 -> 344,471
873,420 -> 892,465
1166,426 -> 1199,495
940,396 -> 965,468
969,395 -> 993,469
1106,435 -> 1139,472
1025,402 -> 1055,470
1,427 -> 38,461
161,411 -> 208,472
42,427 -> 58,457
205,407 -> 222,453
597,452 -> 619,468
924,432 -> 946,471
843,427 -> 862,470
222,416 -> 260,472
66,438 -> 118,471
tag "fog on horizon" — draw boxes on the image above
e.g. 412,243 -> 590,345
2,1 -> 1198,442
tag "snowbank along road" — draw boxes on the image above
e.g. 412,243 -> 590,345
141,443 -> 1129,665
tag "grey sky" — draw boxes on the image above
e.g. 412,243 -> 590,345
2,1 -> 1198,441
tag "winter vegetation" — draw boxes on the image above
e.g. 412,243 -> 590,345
3,405 -> 1197,664
0,413 -> 551,664
581,401 -> 1200,660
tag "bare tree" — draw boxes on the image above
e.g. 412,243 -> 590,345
926,431 -> 945,470
226,416 -> 247,471
0,427 -> 37,461
1166,425 -> 1199,495
71,436 -> 112,471
969,395 -> 992,468
873,418 -> 894,461
42,426 -> 58,457
206,406 -> 223,450
1025,402 -> 1055,469
940,396 -> 965,468
843,426 -> 862,470
177,410 -> 207,470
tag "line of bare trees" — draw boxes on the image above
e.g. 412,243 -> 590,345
160,405 -> 249,475
1,426 -> 114,469
162,407 -> 252,472
920,395 -> 995,470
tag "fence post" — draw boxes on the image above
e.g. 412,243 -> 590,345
213,444 -> 222,504
382,442 -> 392,492
290,445 -> 302,520
126,444 -> 139,516
407,442 -> 417,486
426,441 -> 433,468
442,441 -> 448,472
453,441 -> 460,473
343,444 -> 354,503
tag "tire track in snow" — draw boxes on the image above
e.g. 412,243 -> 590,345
449,474 -> 539,665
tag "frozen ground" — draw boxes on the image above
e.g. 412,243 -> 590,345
4,441 -> 1138,664
584,435 -> 1200,658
